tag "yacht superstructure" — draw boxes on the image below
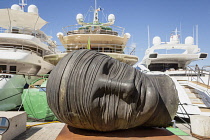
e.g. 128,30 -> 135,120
138,28 -> 210,118
44,1 -> 138,66
141,28 -> 207,71
0,1 -> 57,111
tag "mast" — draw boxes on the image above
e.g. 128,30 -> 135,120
180,22 -> 182,43
196,25 -> 198,45
193,26 -> 195,41
147,25 -> 150,49
175,27 -> 178,36
19,0 -> 27,12
95,0 -> 97,11
171,28 -> 180,44
93,0 -> 99,24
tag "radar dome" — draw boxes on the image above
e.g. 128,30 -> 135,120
153,36 -> 161,45
124,33 -> 131,39
11,4 -> 21,11
76,14 -> 84,22
108,14 -> 115,22
57,32 -> 64,38
185,36 -> 194,45
28,5 -> 38,14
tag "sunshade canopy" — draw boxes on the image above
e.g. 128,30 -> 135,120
0,9 -> 47,30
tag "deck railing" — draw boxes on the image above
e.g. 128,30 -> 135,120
62,24 -> 125,37
0,27 -> 56,49
186,65 -> 210,92
0,45 -> 44,57
63,43 -> 136,55
0,27 -> 43,37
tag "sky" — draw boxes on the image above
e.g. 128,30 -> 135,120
1,0 -> 210,67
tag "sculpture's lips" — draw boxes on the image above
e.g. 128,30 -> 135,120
46,50 -> 179,132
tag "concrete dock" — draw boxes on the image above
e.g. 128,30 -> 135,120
14,122 -> 65,140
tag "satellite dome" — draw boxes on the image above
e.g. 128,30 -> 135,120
153,36 -> 161,45
124,33 -> 131,39
57,32 -> 64,38
185,36 -> 194,45
28,5 -> 38,14
76,14 -> 84,22
108,14 -> 115,22
11,4 -> 21,11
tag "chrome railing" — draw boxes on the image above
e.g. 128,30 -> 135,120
201,66 -> 210,89
186,65 -> 210,91
0,27 -> 54,47
62,24 -> 125,37
63,43 -> 136,55
0,45 -> 46,57
0,26 -> 57,54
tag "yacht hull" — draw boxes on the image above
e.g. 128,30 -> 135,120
0,50 -> 54,75
59,34 -> 128,49
0,33 -> 48,49
44,52 -> 138,66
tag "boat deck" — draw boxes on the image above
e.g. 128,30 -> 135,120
190,81 -> 210,89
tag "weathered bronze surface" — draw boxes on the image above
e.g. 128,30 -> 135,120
47,50 -> 179,131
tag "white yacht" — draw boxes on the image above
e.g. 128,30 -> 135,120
0,1 -> 57,111
138,28 -> 210,118
44,1 -> 138,66
141,28 -> 207,72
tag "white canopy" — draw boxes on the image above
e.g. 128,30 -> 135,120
0,9 -> 47,30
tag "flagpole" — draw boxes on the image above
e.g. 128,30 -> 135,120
93,0 -> 98,24
19,0 -> 27,12
95,0 -> 97,11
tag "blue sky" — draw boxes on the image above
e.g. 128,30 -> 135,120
1,0 -> 210,67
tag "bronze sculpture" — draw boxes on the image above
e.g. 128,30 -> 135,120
46,50 -> 179,131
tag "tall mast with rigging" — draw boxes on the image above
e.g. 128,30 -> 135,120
93,0 -> 99,24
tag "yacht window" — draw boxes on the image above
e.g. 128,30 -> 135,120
154,49 -> 185,54
0,65 -> 6,73
149,63 -> 178,71
10,66 -> 16,74
12,28 -> 19,33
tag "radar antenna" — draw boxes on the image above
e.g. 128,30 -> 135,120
19,0 -> 27,12
172,28 -> 180,36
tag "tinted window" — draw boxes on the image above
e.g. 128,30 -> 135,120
10,66 -> 16,74
0,65 -> 6,73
